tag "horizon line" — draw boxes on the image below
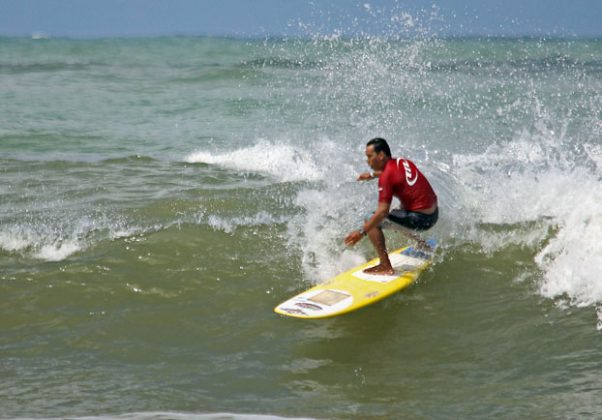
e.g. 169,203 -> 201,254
2,32 -> 601,42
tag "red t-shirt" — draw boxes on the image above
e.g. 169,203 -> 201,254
378,158 -> 437,211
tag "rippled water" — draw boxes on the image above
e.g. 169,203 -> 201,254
1,33 -> 602,418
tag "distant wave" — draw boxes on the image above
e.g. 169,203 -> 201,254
8,412 -> 315,420
0,62 -> 105,74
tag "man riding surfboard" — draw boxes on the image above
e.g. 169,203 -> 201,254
344,137 -> 439,275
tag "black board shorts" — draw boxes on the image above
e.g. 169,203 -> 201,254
384,208 -> 438,231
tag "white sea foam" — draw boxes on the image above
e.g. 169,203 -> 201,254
0,230 -> 31,252
206,211 -> 287,234
0,215 -> 141,262
534,185 -> 602,306
452,124 -> 602,319
289,187 -> 368,282
479,165 -> 602,308
185,140 -> 326,182
0,225 -> 83,262
34,240 -> 83,262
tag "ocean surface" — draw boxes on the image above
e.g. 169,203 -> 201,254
1,32 -> 602,419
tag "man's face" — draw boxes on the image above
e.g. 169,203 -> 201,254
365,145 -> 386,171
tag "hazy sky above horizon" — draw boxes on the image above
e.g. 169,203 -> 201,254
1,0 -> 601,38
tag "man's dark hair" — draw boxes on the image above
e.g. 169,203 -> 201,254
367,137 -> 391,157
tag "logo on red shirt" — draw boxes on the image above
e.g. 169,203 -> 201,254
398,158 -> 418,186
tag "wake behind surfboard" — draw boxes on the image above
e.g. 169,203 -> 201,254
274,240 -> 437,319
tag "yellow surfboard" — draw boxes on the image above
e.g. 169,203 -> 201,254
274,240 -> 436,319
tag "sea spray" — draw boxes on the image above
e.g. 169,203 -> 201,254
183,32 -> 602,319
450,113 -> 602,321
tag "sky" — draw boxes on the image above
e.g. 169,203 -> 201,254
1,0 -> 601,39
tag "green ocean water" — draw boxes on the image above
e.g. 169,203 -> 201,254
1,34 -> 602,419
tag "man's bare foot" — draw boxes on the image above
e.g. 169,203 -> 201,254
363,264 -> 395,275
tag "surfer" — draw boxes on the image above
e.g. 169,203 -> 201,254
344,137 -> 438,275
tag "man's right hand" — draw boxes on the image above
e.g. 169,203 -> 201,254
357,172 -> 373,181
344,230 -> 364,246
